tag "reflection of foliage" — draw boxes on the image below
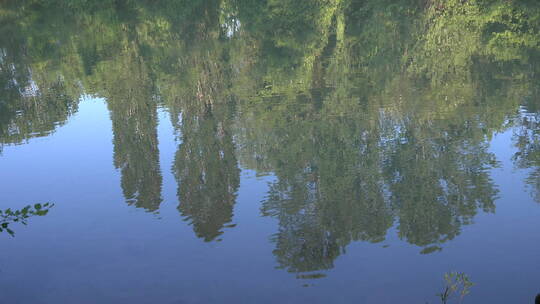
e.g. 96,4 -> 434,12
244,92 -> 500,274
233,0 -> 539,276
173,101 -> 240,242
0,203 -> 54,236
1,0 -> 539,277
253,106 -> 394,274
102,47 -> 163,212
437,272 -> 474,304
513,110 -> 540,203
0,1 -> 82,153
0,46 -> 79,152
0,81 -> 79,149
384,120 -> 499,247
235,0 -> 340,87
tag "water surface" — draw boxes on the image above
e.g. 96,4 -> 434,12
0,1 -> 539,303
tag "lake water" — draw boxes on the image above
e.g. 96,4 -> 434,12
0,1 -> 539,303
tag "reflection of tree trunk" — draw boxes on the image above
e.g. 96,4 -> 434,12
195,50 -> 226,106
310,14 -> 338,91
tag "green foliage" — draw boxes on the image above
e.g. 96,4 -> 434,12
0,203 -> 54,236
437,272 -> 474,304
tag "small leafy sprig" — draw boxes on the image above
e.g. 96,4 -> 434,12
438,272 -> 474,304
0,203 -> 54,236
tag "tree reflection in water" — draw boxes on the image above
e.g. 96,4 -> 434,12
0,0 -> 538,279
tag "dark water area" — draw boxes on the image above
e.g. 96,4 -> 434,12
0,0 -> 539,303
